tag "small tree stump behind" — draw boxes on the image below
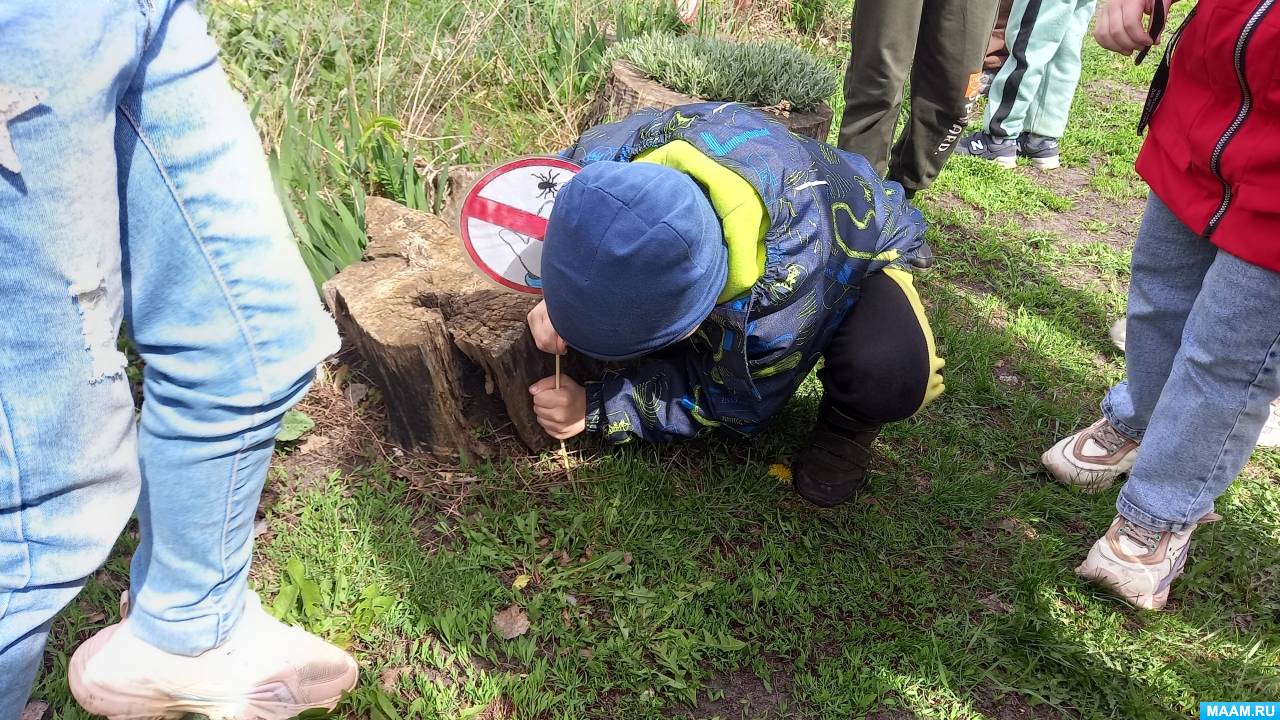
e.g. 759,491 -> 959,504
324,197 -> 591,459
420,162 -> 487,219
586,61 -> 835,142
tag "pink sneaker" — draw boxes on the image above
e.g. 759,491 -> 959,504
1257,398 -> 1280,448
1076,513 -> 1220,610
69,594 -> 358,720
1042,418 -> 1140,493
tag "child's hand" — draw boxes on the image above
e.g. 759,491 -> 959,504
527,300 -> 567,355
529,375 -> 586,439
1095,0 -> 1170,55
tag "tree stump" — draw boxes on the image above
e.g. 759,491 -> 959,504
585,61 -> 835,142
420,162 -> 487,219
323,197 -> 598,459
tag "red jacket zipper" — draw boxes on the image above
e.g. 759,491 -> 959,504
1205,0 -> 1277,236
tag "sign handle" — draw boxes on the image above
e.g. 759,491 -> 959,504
555,354 -> 573,481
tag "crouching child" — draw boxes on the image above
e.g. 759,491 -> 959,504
527,104 -> 945,506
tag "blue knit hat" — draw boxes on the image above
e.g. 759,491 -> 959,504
543,161 -> 726,361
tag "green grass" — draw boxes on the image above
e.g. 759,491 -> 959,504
27,2 -> 1280,719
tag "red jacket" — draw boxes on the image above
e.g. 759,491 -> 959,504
1137,0 -> 1280,272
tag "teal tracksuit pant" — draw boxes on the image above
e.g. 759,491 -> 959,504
985,0 -> 1097,139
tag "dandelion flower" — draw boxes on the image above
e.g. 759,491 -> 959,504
768,463 -> 793,485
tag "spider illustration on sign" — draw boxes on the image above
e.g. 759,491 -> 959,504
458,156 -> 580,295
533,169 -> 562,199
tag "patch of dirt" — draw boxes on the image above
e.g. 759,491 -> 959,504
979,592 -> 1016,615
270,350 -> 392,493
935,168 -> 1126,246
475,696 -> 516,720
1041,199 -> 1143,257
931,161 -> 1144,294
994,359 -> 1025,388
1015,162 -> 1145,257
1063,517 -> 1092,538
1087,78 -> 1150,105
974,684 -> 1078,719
992,516 -> 1039,540
1011,166 -> 1142,255
265,343 -> 512,514
682,654 -> 804,720
927,190 -> 983,223
1031,165 -> 1094,199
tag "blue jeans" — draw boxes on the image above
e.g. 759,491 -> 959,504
0,2 -> 338,715
1103,194 -> 1280,533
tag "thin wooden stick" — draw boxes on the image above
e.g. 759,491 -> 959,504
554,354 -> 573,481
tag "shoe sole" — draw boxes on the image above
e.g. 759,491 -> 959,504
1039,447 -> 1120,494
69,648 -> 352,720
1075,562 -> 1168,610
1028,156 -> 1060,170
994,155 -> 1017,169
793,476 -> 859,507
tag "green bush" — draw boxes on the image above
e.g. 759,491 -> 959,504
607,34 -> 837,112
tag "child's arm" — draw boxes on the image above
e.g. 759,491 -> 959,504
827,147 -> 929,273
529,353 -> 774,444
582,355 -> 775,444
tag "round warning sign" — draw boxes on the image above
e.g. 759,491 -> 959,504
457,157 -> 581,295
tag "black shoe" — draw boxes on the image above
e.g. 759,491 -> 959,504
793,404 -> 881,508
954,131 -> 1017,168
909,239 -> 935,270
1016,133 -> 1060,170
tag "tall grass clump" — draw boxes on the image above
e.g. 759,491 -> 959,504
268,100 -> 438,288
608,34 -> 837,112
788,0 -> 831,34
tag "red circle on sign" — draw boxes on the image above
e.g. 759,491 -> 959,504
458,156 -> 582,295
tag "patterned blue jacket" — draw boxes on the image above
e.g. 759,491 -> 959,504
561,103 -> 927,443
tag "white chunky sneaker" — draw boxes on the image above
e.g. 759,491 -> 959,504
1108,317 -> 1127,351
1257,398 -> 1280,448
1076,513 -> 1220,610
69,593 -> 358,720
1042,418 -> 1140,493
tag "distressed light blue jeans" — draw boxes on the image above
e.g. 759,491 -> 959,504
0,2 -> 339,715
1103,194 -> 1280,533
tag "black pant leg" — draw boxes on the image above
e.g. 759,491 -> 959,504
837,0 -> 925,174
819,271 -> 934,426
888,0 -> 1001,192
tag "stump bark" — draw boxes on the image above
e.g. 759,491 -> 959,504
586,61 -> 835,142
420,162 -> 487,219
323,197 -> 596,459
